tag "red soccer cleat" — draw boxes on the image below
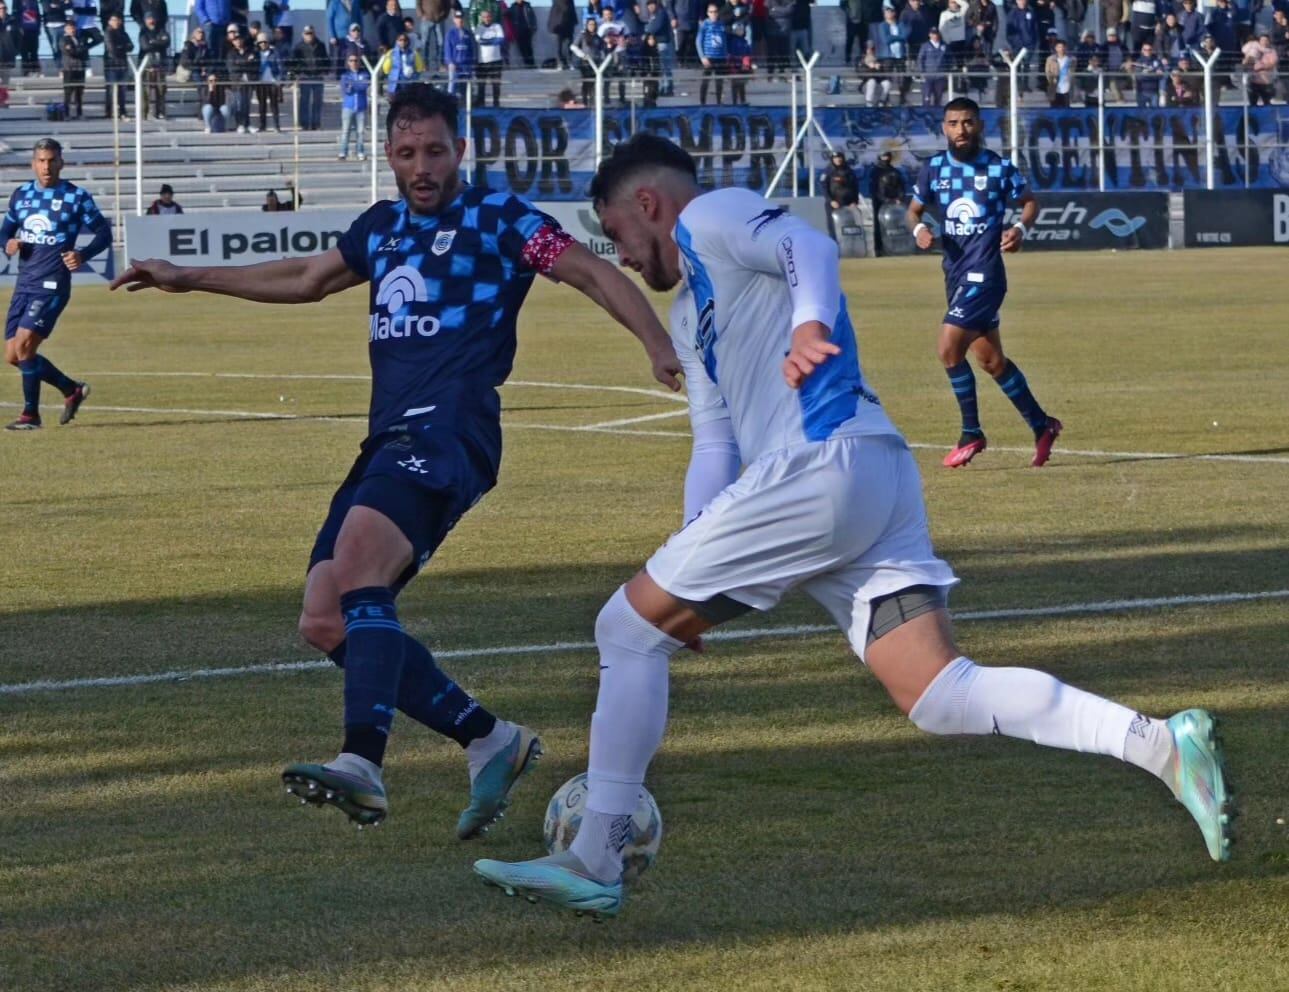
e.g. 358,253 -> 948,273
60,381 -> 91,425
1031,417 -> 1063,467
5,413 -> 42,431
943,434 -> 987,468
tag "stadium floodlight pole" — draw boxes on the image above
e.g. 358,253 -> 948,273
1097,72 -> 1105,192
591,55 -> 613,166
1192,46 -> 1219,190
766,51 -> 823,198
1002,47 -> 1027,163
131,54 -> 150,216
363,57 -> 381,204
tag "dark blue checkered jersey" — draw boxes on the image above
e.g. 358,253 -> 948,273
1,180 -> 111,294
336,186 -> 566,455
911,149 -> 1027,287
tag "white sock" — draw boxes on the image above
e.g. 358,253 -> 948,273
327,752 -> 383,786
909,656 -> 1174,783
569,585 -> 681,882
464,718 -> 516,783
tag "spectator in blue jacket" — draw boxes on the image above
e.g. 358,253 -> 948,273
197,0 -> 232,58
673,0 -> 698,65
696,0 -> 725,103
443,8 -> 475,100
643,0 -> 673,93
1206,0 -> 1238,55
1178,0 -> 1204,51
1129,37 -> 1165,104
327,0 -> 360,75
338,51 -> 368,158
1005,0 -> 1039,91
899,0 -> 934,59
917,24 -> 948,104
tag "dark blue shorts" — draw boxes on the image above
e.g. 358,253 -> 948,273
308,426 -> 497,592
6,290 -> 69,340
943,280 -> 1005,333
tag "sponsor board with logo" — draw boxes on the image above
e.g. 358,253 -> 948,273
129,200 -> 830,268
1182,190 -> 1289,247
126,210 -> 357,265
918,192 -> 1169,253
1004,193 -> 1170,251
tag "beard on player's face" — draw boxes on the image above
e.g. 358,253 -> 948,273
641,237 -> 681,291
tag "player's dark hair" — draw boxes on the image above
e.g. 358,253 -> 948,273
589,133 -> 697,209
386,83 -> 459,140
943,97 -> 981,118
33,137 -> 62,157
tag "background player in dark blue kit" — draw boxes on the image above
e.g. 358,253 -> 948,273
906,98 -> 1063,469
112,84 -> 684,838
2,138 -> 107,431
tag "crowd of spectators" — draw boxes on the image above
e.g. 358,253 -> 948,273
845,0 -> 1287,107
2,0 -> 1286,125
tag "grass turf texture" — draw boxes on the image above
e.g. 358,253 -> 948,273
1,248 -> 1287,992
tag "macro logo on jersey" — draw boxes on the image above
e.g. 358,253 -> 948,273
19,214 -> 58,246
943,197 -> 987,237
370,264 -> 441,341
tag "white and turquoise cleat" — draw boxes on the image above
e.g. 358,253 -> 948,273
1167,708 -> 1235,862
474,852 -> 624,919
456,725 -> 543,840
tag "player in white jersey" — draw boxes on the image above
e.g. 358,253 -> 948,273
473,135 -> 1234,918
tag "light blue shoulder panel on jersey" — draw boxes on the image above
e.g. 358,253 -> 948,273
674,219 -> 719,384
798,293 -> 865,442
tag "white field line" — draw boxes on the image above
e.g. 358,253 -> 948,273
3,588 -> 1286,697
9,397 -> 1289,465
78,372 -> 688,404
17,372 -> 1286,463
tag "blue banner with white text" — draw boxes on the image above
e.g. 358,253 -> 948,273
463,105 -> 1289,200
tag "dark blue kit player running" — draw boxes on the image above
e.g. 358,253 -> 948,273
2,138 -> 108,431
113,84 -> 684,837
906,98 -> 1063,469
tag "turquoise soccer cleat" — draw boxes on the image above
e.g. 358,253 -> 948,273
282,762 -> 388,827
456,725 -> 543,840
474,852 -> 624,919
1167,708 -> 1235,862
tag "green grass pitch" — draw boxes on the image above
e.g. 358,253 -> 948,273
1,248 -> 1287,992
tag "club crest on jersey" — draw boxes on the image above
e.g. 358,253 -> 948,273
973,175 -> 988,192
50,199 -> 63,211
431,229 -> 457,255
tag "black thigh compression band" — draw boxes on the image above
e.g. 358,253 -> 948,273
867,585 -> 948,646
677,593 -> 754,624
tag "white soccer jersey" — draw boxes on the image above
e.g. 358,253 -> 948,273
672,187 -> 900,463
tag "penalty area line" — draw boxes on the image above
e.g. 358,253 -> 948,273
3,588 -> 1286,697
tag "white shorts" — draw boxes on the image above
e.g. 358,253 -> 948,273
645,433 -> 958,662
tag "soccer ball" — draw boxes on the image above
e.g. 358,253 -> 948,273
543,773 -> 663,883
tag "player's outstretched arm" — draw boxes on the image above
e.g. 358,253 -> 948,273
549,241 -> 683,391
110,248 -> 364,303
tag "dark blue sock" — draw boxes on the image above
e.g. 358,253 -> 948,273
945,360 -> 982,436
329,635 -> 497,747
36,356 -> 76,397
17,358 -> 41,417
339,586 -> 406,766
995,360 -> 1048,434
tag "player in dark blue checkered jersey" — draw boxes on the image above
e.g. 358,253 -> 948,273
1,138 -> 108,431
113,84 -> 683,837
907,98 -> 1064,469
